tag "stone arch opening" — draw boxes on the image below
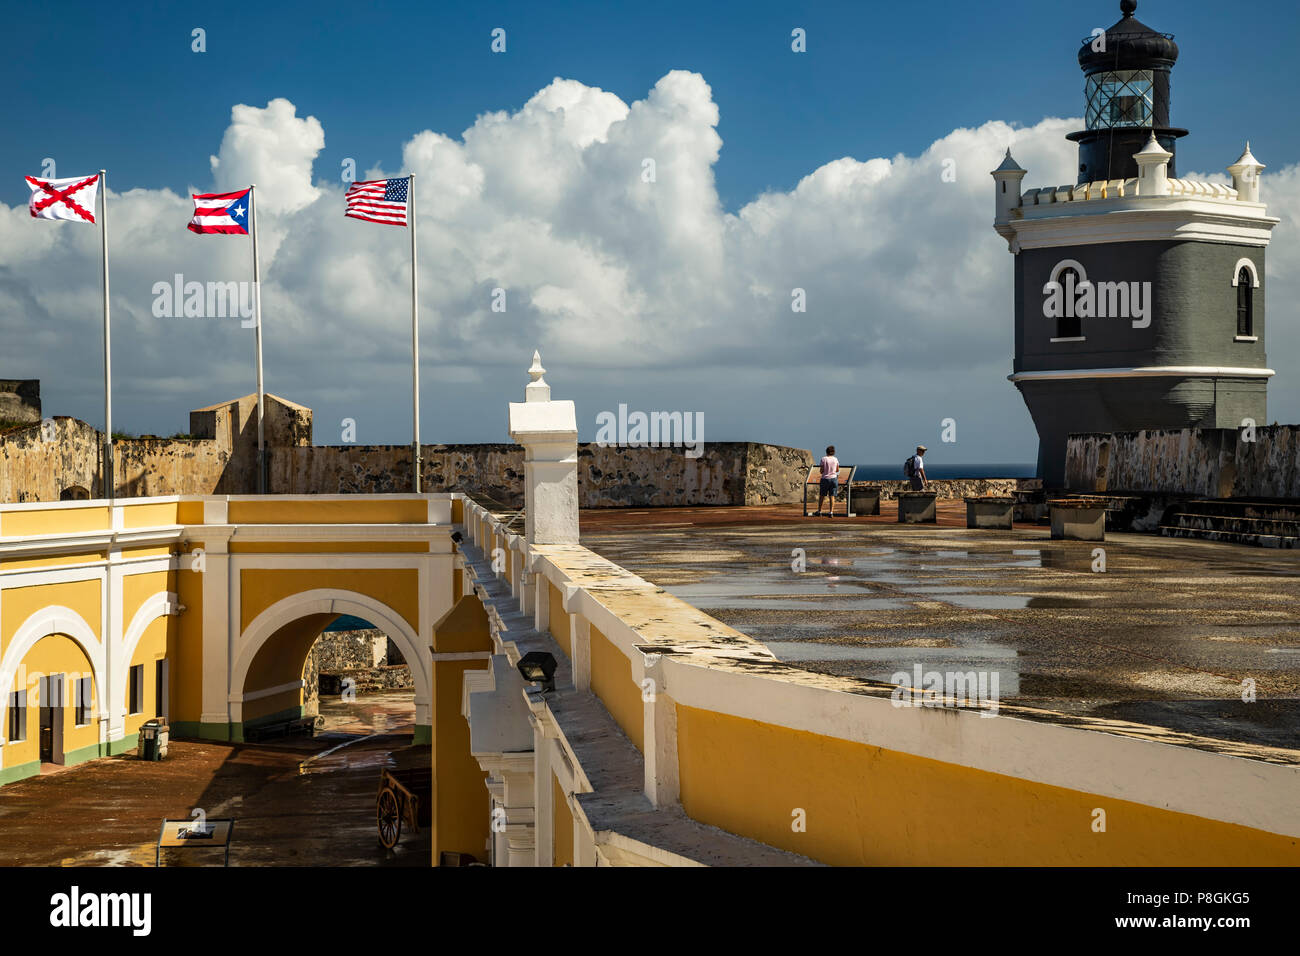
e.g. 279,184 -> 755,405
232,590 -> 430,742
0,608 -> 105,774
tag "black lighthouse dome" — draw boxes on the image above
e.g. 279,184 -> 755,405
1066,0 -> 1188,184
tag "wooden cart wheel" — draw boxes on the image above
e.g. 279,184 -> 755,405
377,787 -> 402,848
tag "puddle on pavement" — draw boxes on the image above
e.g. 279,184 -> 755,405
59,844 -> 160,867
763,640 -> 1021,695
917,593 -> 1099,610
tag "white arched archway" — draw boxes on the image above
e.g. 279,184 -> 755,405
0,606 -> 107,749
120,591 -> 181,722
123,591 -> 180,668
230,588 -> 429,729
1046,258 -> 1089,286
1232,258 -> 1260,287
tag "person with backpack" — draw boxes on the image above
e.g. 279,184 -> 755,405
814,445 -> 840,516
904,445 -> 928,491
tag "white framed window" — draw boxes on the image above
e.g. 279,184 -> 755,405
7,690 -> 27,743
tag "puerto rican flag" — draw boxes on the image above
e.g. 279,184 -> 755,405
188,188 -> 251,235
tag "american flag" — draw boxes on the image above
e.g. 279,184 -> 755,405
345,177 -> 410,226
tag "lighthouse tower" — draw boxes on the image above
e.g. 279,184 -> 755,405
991,0 -> 1279,488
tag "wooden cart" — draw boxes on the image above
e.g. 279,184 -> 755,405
376,747 -> 431,849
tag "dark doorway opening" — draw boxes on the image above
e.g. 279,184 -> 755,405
38,674 -> 65,765
156,659 -> 166,718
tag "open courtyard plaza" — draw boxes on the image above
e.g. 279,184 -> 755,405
581,502 -> 1300,761
0,693 -> 425,867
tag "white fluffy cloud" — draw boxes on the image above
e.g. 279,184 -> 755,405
3,74 -> 1298,462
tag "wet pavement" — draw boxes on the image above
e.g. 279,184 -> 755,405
582,508 -> 1300,753
0,692 -> 427,866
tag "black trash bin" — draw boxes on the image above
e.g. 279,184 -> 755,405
140,719 -> 160,761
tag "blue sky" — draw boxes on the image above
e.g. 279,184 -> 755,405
7,0 -> 1294,212
3,0 -> 1298,466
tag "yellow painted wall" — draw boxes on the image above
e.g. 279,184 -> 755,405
553,773 -> 574,867
228,499 -> 427,524
123,616 -> 169,739
2,634 -> 99,767
239,568 -> 418,633
451,498 -> 464,525
123,571 -> 172,633
170,548 -> 205,723
122,502 -> 179,529
242,614 -> 334,722
430,596 -> 493,864
119,546 -> 173,560
1,579 -> 102,647
547,581 -> 570,657
675,705 -> 1300,866
0,551 -> 105,571
176,500 -> 205,525
0,506 -> 110,537
230,541 -> 429,554
589,625 -> 642,752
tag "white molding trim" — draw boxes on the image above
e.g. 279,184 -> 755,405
1048,336 -> 1087,343
1010,365 -> 1275,382
0,527 -> 182,560
121,591 -> 180,670
1231,257 -> 1261,287
431,650 -> 492,662
1234,335 -> 1259,343
1007,204 -> 1279,250
221,523 -> 450,544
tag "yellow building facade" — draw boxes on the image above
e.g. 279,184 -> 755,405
0,494 -> 458,785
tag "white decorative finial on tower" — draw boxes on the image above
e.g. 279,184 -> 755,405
1228,142 -> 1265,203
1133,131 -> 1173,197
525,350 -> 550,403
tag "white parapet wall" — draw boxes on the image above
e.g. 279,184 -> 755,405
458,496 -> 1300,867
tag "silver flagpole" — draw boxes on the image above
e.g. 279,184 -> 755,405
409,173 -> 421,494
250,184 -> 266,494
99,169 -> 113,502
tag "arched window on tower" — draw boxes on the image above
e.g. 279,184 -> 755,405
1236,267 -> 1254,337
1057,268 -> 1083,339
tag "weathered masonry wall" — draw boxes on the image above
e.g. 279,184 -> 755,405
0,380 -> 41,426
1066,426 -> 1300,498
269,441 -> 813,508
0,394 -> 312,502
864,478 -> 1041,501
1,396 -> 811,507
459,497 -> 1300,867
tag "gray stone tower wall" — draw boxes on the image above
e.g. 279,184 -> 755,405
1014,239 -> 1269,484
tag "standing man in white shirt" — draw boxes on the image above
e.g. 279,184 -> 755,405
908,445 -> 929,491
815,445 -> 840,517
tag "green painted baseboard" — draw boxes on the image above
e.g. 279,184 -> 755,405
199,722 -> 234,741
0,760 -> 40,787
63,740 -> 109,766
168,721 -> 201,739
107,733 -> 139,756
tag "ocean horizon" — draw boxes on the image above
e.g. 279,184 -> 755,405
848,463 -> 1037,480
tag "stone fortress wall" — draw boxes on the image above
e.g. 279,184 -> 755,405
0,388 -> 815,507
1066,426 -> 1300,498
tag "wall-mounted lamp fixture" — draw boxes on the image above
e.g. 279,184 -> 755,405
516,651 -> 557,694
